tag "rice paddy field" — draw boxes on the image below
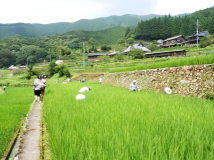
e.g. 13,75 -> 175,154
0,87 -> 34,158
109,54 -> 214,73
43,81 -> 214,160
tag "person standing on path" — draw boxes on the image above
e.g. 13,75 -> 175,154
99,77 -> 102,84
3,85 -> 6,91
40,75 -> 47,101
129,80 -> 140,91
33,77 -> 41,102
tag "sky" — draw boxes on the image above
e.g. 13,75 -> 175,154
0,0 -> 213,24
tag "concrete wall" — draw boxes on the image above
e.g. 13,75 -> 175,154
103,64 -> 214,98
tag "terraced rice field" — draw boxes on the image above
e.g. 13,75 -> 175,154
0,87 -> 34,158
43,81 -> 214,160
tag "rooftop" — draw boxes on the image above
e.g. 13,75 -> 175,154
123,42 -> 151,53
87,53 -> 108,56
187,30 -> 210,38
145,49 -> 186,55
163,35 -> 185,42
108,51 -> 119,56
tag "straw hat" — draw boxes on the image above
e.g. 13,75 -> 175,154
164,87 -> 172,94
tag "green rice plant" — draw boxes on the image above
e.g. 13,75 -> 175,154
203,51 -> 214,55
0,70 -> 12,74
43,81 -> 214,160
109,54 -> 214,73
0,87 -> 34,158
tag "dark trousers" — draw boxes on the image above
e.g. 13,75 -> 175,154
40,88 -> 45,101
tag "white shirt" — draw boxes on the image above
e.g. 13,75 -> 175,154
99,77 -> 102,82
34,80 -> 40,90
76,94 -> 86,100
79,87 -> 89,93
130,83 -> 138,90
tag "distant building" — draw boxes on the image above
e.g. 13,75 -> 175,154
108,51 -> 119,59
123,42 -> 151,54
145,50 -> 186,58
19,66 -> 27,70
162,35 -> 187,48
187,30 -> 210,44
157,39 -> 163,46
8,65 -> 19,70
55,60 -> 63,65
87,53 -> 108,61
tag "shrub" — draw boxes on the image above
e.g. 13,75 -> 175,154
48,61 -> 58,77
128,49 -> 144,59
199,35 -> 214,48
13,70 -> 27,75
55,64 -> 72,78
97,55 -> 110,63
148,44 -> 158,52
204,93 -> 214,100
101,45 -> 111,51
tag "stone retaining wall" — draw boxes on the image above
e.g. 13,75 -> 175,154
103,64 -> 214,98
72,74 -> 104,82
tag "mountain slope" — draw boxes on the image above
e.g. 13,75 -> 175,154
0,14 -> 165,39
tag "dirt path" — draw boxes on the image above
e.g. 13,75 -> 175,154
17,101 -> 42,160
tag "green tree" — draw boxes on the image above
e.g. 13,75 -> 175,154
127,37 -> 134,44
148,44 -> 158,52
48,61 -> 58,77
113,52 -> 124,62
88,38 -> 96,46
0,49 -> 16,68
16,45 -> 45,65
89,46 -> 97,53
98,55 -> 110,62
125,27 -> 131,38
199,35 -> 214,48
55,64 -> 72,77
117,38 -> 125,44
26,64 -> 34,79
58,46 -> 71,55
101,45 -> 111,51
128,49 -> 144,59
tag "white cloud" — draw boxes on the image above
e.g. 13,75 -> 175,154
153,0 -> 214,15
0,0 -> 213,24
0,0 -> 105,24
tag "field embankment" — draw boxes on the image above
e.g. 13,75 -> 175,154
43,81 -> 214,159
105,64 -> 214,98
70,62 -> 214,98
109,54 -> 214,73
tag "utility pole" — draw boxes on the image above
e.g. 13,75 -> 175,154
196,19 -> 200,48
83,41 -> 85,67
82,37 -> 86,67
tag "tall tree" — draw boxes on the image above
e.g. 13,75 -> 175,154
0,49 -> 16,67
